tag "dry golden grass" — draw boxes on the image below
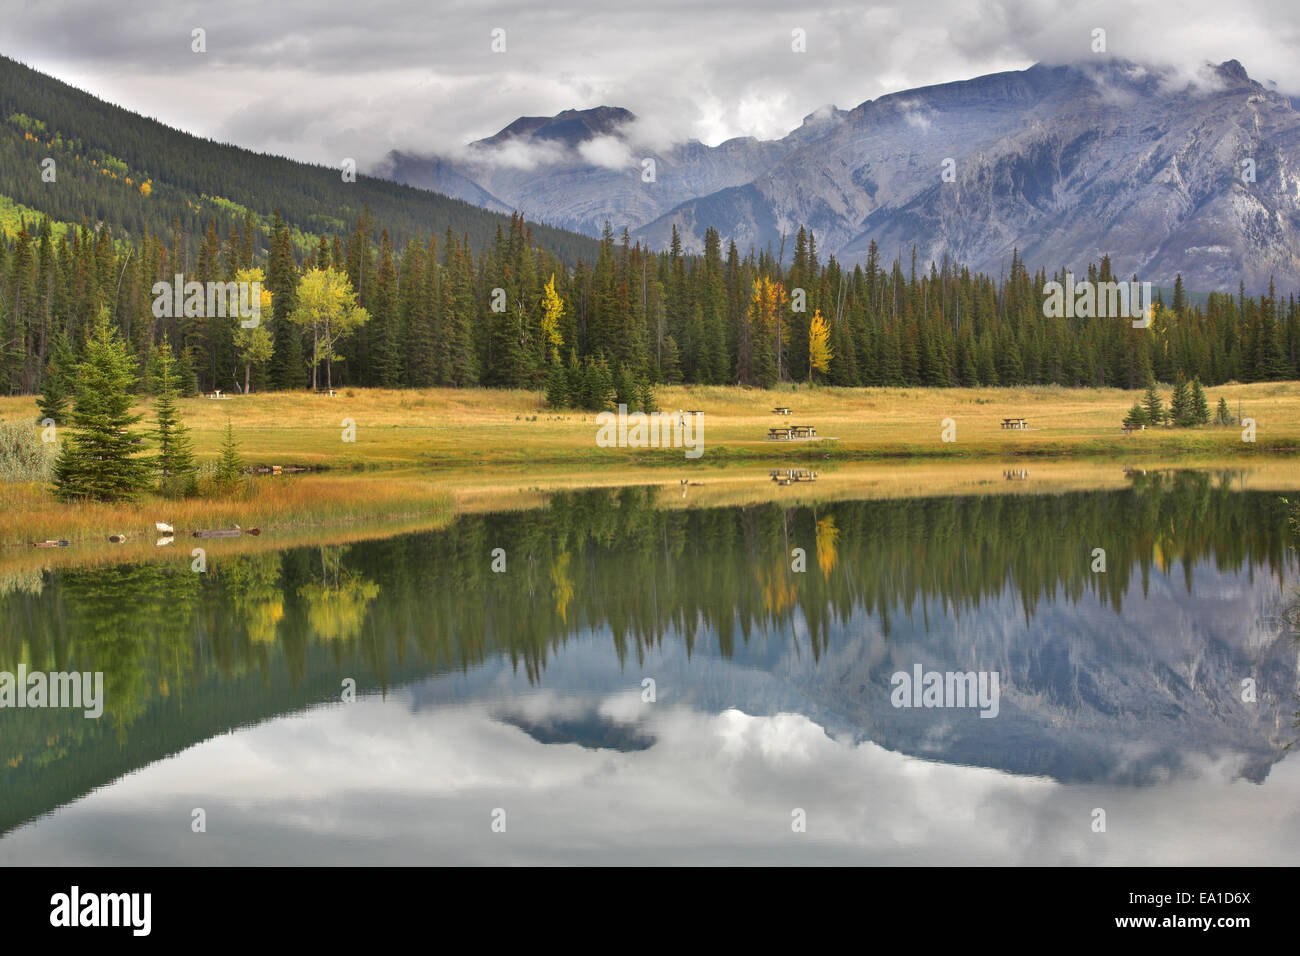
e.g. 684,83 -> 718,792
4,380 -> 1298,469
0,472 -> 451,548
1,382 -> 1296,558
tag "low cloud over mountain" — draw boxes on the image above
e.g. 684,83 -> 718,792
379,59 -> 1300,292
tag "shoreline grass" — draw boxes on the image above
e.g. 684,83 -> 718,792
0,472 -> 452,549
2,382 -> 1297,556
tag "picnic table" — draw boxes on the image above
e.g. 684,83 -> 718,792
772,406 -> 792,415
1000,418 -> 1028,430
1121,423 -> 1146,433
770,468 -> 818,484
767,424 -> 817,440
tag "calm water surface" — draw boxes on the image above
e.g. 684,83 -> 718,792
2,470 -> 1298,864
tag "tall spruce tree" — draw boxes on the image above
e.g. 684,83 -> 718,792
266,212 -> 303,389
53,309 -> 151,501
1142,380 -> 1165,425
1169,374 -> 1195,427
151,336 -> 196,493
37,331 -> 75,425
1190,377 -> 1210,425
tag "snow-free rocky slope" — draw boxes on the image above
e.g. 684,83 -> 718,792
379,60 -> 1300,292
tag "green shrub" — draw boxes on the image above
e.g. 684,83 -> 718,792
0,420 -> 57,483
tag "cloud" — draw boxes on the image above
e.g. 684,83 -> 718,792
5,687 -> 1299,865
578,134 -> 634,169
3,0 -> 1300,169
463,137 -> 569,170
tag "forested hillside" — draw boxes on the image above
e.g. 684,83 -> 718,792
0,55 -> 598,262
0,55 -> 1297,399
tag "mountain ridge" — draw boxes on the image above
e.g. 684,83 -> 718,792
380,59 -> 1300,292
0,53 -> 600,262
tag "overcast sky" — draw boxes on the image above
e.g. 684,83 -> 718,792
5,0 -> 1300,169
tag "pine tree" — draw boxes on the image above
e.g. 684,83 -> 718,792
544,358 -> 569,409
611,364 -> 637,410
588,358 -> 614,411
151,336 -> 196,494
1123,401 -> 1149,427
637,377 -> 658,413
1142,380 -> 1165,425
53,308 -> 151,501
1169,374 -> 1194,427
179,345 -> 201,397
214,419 -> 245,490
37,331 -> 75,425
369,230 -> 401,387
1215,396 -> 1234,426
660,335 -> 683,385
267,212 -> 303,390
1190,377 -> 1210,425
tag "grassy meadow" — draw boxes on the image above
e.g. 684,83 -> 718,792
7,380 -> 1298,467
1,381 -> 1298,555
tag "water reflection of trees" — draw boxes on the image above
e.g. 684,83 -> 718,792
1,470 -> 1294,743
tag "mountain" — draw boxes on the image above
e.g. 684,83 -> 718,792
0,54 -> 599,262
380,60 -> 1300,292
378,105 -> 843,238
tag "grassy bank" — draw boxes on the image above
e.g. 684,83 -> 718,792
1,382 -> 1297,551
3,381 -> 1297,471
0,472 -> 452,549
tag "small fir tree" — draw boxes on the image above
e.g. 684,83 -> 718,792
1190,378 -> 1210,425
151,336 -> 197,494
1141,380 -> 1165,425
214,419 -> 245,490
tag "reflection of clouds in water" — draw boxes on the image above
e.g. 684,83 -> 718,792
3,691 -> 1298,866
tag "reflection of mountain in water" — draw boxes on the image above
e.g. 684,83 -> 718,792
495,707 -> 656,752
1,471 -> 1296,835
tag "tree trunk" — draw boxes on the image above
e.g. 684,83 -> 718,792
325,320 -> 332,390
312,327 -> 319,391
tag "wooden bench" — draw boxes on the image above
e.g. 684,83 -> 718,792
316,388 -> 337,397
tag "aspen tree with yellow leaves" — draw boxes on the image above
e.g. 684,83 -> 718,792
808,308 -> 833,381
540,274 -> 565,361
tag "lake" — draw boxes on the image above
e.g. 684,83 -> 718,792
2,468 -> 1299,864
